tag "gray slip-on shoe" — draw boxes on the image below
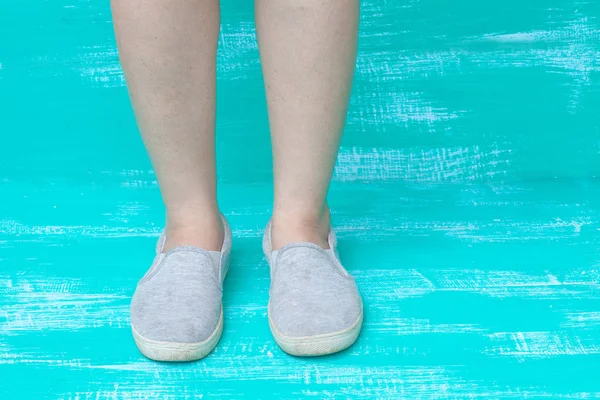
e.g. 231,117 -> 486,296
130,214 -> 231,362
262,220 -> 363,356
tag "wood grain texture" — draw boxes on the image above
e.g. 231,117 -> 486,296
1,0 -> 599,398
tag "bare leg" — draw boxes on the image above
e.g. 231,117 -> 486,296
111,0 -> 223,251
255,0 -> 359,249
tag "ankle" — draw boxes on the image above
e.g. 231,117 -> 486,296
270,207 -> 331,250
164,208 -> 224,252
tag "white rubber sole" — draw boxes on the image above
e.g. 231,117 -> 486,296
132,308 -> 223,362
268,303 -> 363,357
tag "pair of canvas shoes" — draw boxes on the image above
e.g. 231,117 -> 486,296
130,214 -> 363,361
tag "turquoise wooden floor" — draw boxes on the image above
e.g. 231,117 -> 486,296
2,0 -> 600,398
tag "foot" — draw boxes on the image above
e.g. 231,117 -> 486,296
130,213 -> 232,362
262,218 -> 363,356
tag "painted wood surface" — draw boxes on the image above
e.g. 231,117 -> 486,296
1,0 -> 599,398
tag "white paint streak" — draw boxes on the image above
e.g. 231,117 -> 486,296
218,21 -> 260,79
487,331 -> 600,360
439,217 -> 594,243
426,269 -> 600,298
0,278 -> 129,333
562,312 -> 600,329
77,45 -> 125,88
0,219 -> 160,239
0,219 -> 257,239
484,31 -> 549,43
334,145 -> 511,182
349,90 -> 466,127
369,318 -> 484,335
